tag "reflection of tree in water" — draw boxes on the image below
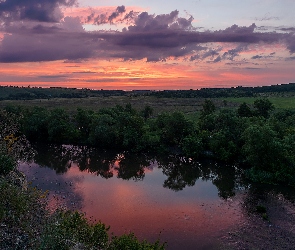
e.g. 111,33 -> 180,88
33,144 -> 72,174
33,144 -> 247,199
158,155 -> 246,199
75,148 -> 117,179
115,153 -> 151,181
157,155 -> 201,191
33,144 -> 118,177
33,144 -> 152,181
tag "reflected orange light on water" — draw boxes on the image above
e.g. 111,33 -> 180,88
62,165 -> 243,249
19,160 -> 245,250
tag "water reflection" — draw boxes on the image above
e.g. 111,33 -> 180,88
30,144 -> 246,199
18,144 -> 295,250
19,143 -> 249,250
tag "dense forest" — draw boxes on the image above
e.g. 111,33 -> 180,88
1,83 -> 295,100
1,97 -> 295,187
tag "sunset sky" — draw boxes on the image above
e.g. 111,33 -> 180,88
0,0 -> 294,90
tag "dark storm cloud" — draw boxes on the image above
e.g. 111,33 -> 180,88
0,8 -> 294,63
0,0 -> 77,23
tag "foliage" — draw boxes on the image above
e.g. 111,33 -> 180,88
153,112 -> 194,146
181,133 -> 204,159
0,109 -> 35,174
0,179 -> 48,248
109,233 -> 165,250
198,110 -> 246,161
242,124 -> 295,186
0,153 -> 16,175
253,98 -> 275,118
21,106 -> 49,141
1,95 -> 295,186
237,102 -> 252,117
141,105 -> 154,120
40,211 -> 110,249
200,99 -> 216,117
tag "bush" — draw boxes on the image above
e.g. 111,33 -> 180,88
0,153 -> 15,175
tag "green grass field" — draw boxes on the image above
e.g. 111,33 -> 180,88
0,96 -> 206,115
0,95 -> 294,118
224,96 -> 295,110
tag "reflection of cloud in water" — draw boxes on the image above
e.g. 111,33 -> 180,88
18,149 -> 247,250
18,162 -> 84,211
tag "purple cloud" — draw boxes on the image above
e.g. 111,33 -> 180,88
125,10 -> 194,32
86,5 -> 134,25
108,5 -> 126,23
0,8 -> 294,63
251,55 -> 263,59
0,17 -> 92,62
0,0 -> 76,23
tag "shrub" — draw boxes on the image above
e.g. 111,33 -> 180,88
0,153 -> 15,175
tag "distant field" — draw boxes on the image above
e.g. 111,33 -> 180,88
224,96 -> 295,110
1,96 -> 294,117
0,96 -> 208,115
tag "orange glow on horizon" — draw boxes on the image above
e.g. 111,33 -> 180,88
1,54 -> 294,90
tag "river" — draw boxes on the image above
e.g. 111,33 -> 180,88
18,144 -> 248,249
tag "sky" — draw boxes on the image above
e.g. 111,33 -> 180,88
0,0 -> 294,90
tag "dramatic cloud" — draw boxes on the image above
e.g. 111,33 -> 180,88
0,7 -> 294,63
0,17 -> 91,62
85,5 -> 137,25
0,0 -> 76,23
126,10 -> 193,32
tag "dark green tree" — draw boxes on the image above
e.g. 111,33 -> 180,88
253,98 -> 274,118
242,124 -> 295,185
200,99 -> 216,117
141,105 -> 153,120
154,112 -> 193,146
237,102 -> 252,117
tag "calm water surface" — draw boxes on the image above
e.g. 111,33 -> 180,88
18,144 -> 247,249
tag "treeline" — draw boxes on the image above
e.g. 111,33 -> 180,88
1,83 -> 295,100
146,83 -> 295,98
0,86 -> 125,100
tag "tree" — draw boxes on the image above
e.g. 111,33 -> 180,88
154,112 -> 193,146
242,124 -> 295,185
22,107 -> 49,141
200,99 -> 216,117
75,108 -> 94,141
237,102 -> 252,117
253,98 -> 274,118
141,105 -> 153,120
47,109 -> 78,144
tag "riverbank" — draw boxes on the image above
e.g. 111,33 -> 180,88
221,189 -> 295,249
